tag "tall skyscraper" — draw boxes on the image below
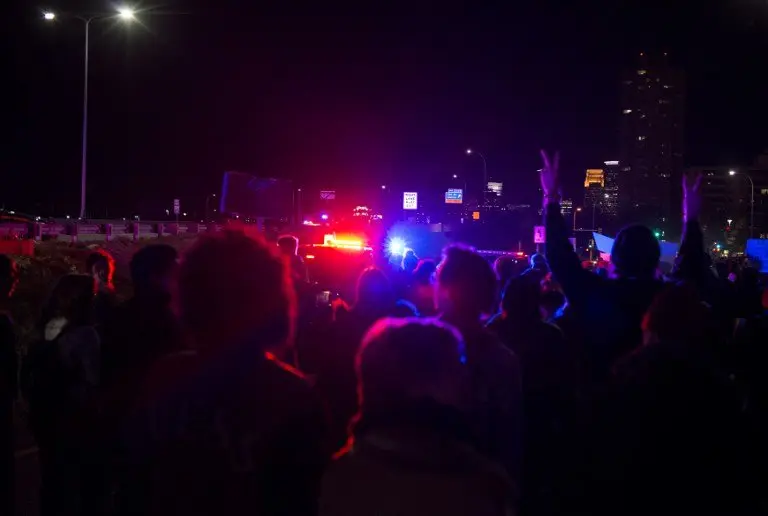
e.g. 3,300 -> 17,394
584,169 -> 605,229
619,54 -> 685,233
602,161 -> 620,227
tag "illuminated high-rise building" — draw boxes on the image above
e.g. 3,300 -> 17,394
602,160 -> 620,219
584,169 -> 605,229
620,53 -> 685,233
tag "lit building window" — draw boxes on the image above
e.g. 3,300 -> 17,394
761,189 -> 768,195
623,109 -> 632,114
638,70 -> 648,75
637,135 -> 646,141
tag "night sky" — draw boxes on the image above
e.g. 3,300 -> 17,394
6,0 -> 768,218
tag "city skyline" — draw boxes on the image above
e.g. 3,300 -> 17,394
5,1 -> 768,219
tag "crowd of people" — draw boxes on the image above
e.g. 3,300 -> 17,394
0,153 -> 766,515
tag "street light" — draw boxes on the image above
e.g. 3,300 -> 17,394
117,7 -> 136,20
381,185 -> 387,190
729,169 -> 755,239
573,207 -> 582,231
466,148 -> 488,203
452,174 -> 467,194
44,6 -> 137,220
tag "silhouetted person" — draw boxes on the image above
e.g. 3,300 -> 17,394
320,318 -> 517,516
410,259 -> 437,316
437,244 -> 523,480
124,231 -> 328,516
540,151 -> 664,383
520,253 -> 549,286
401,249 -> 419,274
320,267 -> 401,448
0,255 -> 18,516
596,284 -> 752,515
24,274 -> 100,516
102,244 -> 181,389
102,244 -> 183,512
86,250 -> 117,328
278,234 -> 310,284
488,276 -> 580,514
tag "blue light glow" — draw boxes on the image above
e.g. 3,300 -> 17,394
388,237 -> 406,256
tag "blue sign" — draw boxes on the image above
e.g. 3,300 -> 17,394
746,239 -> 768,273
445,188 -> 463,204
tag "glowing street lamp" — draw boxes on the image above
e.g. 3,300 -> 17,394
43,6 -> 137,219
573,207 -> 582,231
117,7 -> 136,20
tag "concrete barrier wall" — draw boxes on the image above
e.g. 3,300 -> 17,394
0,221 -> 231,242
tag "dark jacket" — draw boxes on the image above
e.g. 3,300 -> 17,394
587,338 -> 754,515
101,293 -> 182,390
123,346 -> 329,516
544,202 -> 664,381
442,319 -> 523,481
321,402 -> 517,516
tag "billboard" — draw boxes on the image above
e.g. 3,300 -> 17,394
220,172 -> 294,218
487,182 -> 503,197
403,192 -> 418,210
320,190 -> 336,200
533,226 -> 546,243
445,189 -> 463,204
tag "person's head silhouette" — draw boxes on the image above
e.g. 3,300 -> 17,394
437,244 -> 497,323
86,250 -> 115,291
178,231 -> 296,353
611,225 -> 661,279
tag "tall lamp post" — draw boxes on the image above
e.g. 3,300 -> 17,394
44,7 -> 137,220
573,207 -> 582,231
729,169 -> 755,239
452,173 -> 468,194
466,149 -> 488,203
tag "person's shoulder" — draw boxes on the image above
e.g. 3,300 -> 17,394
261,352 -> 320,401
538,320 -> 565,340
474,328 -> 520,369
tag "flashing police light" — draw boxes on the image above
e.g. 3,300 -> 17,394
388,237 -> 406,256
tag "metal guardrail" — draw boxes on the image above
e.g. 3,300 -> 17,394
0,221 -> 227,242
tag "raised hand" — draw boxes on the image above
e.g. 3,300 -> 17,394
683,170 -> 702,221
539,149 -> 561,199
